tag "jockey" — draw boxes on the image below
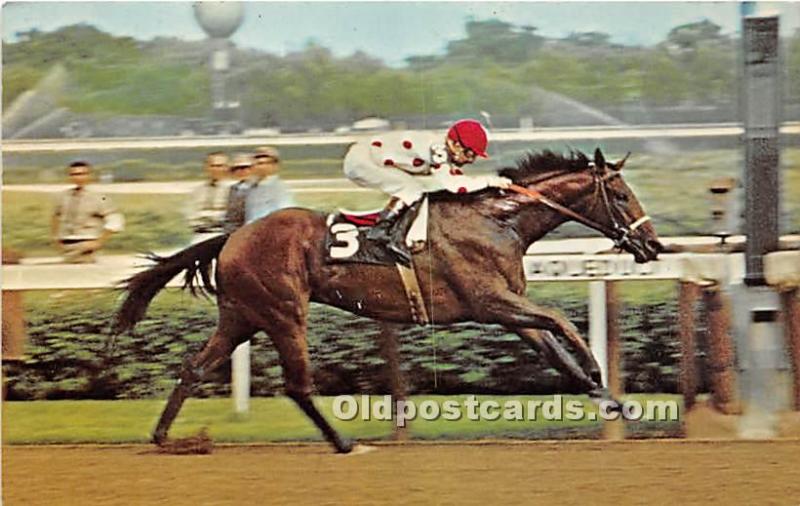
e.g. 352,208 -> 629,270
343,119 -> 512,263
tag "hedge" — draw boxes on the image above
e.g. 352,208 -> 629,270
3,286 -> 700,400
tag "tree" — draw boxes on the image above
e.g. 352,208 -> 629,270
445,19 -> 543,64
667,19 -> 724,50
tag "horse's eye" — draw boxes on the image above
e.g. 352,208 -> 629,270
615,192 -> 629,203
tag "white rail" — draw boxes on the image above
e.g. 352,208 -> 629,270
4,122 -> 800,153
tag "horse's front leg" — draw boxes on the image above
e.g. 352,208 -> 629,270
478,291 -> 604,392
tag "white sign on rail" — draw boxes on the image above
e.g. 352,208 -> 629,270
523,253 -> 684,282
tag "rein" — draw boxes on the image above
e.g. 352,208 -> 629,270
509,183 -> 612,233
507,170 -> 651,249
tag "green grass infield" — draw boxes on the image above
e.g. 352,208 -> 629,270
3,394 -> 683,444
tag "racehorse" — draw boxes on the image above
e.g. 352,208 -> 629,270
113,148 -> 663,453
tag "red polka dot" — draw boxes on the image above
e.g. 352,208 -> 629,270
371,140 -> 382,147
403,140 -> 413,149
412,158 -> 425,167
383,159 -> 394,166
457,187 -> 467,194
450,167 -> 464,176
431,163 -> 441,169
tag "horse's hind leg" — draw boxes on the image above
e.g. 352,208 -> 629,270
238,291 -> 352,453
152,312 -> 253,445
225,241 -> 352,453
268,318 -> 353,454
289,392 -> 353,454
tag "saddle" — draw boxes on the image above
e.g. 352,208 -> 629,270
324,197 -> 428,266
324,197 -> 430,325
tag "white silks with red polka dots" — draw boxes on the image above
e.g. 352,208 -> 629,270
343,130 -> 502,206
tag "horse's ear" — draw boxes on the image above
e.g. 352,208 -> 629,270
613,152 -> 631,171
593,148 -> 606,169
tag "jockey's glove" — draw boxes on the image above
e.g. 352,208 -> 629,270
430,144 -> 449,165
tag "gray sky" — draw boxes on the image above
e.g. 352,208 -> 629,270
3,1 -> 799,66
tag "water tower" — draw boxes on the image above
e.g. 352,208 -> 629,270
193,2 -> 244,127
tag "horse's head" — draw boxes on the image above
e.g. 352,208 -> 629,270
499,149 -> 663,263
586,148 -> 663,263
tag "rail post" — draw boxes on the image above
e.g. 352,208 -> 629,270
703,284 -> 740,414
603,281 -> 625,440
605,281 -> 622,398
781,289 -> 800,411
231,342 -> 250,414
678,281 -> 700,410
589,281 -> 608,386
736,14 -> 786,437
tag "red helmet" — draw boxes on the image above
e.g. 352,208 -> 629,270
447,119 -> 489,158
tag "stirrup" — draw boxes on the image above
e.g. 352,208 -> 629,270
388,241 -> 412,267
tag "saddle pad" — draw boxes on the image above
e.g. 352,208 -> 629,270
340,210 -> 380,227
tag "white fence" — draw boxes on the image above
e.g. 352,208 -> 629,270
10,235 -> 799,289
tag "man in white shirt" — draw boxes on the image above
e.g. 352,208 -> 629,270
51,161 -> 125,263
189,152 -> 232,241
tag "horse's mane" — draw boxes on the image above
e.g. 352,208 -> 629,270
499,149 -> 591,184
429,149 -> 591,205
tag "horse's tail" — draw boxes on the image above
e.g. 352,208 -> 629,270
112,234 -> 229,335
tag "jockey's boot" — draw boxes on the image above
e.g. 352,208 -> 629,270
367,197 -> 412,266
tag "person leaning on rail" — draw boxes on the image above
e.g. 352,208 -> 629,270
342,119 -> 512,264
50,161 -> 125,263
188,151 -> 233,243
244,146 -> 295,224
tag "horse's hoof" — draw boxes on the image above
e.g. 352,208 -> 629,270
152,433 -> 167,446
588,387 -> 609,400
334,439 -> 354,454
346,444 -> 377,456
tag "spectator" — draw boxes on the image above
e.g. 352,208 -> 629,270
51,161 -> 124,263
223,154 -> 254,233
245,146 -> 295,223
188,151 -> 232,242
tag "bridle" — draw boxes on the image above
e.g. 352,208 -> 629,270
507,165 -> 651,250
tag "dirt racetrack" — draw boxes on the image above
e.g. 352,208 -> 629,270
4,440 -> 800,505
